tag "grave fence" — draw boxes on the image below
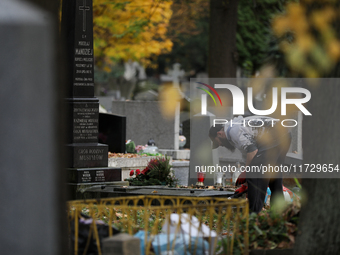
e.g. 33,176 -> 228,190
68,196 -> 249,255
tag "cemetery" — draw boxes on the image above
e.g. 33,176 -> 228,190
1,0 -> 339,255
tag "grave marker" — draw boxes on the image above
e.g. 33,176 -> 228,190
61,0 -> 121,195
0,0 -> 63,253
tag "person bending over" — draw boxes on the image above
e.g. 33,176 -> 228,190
209,116 -> 291,213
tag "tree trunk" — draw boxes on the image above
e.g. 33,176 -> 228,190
208,0 -> 238,78
293,83 -> 340,254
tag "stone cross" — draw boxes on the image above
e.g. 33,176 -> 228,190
79,0 -> 90,32
168,63 -> 185,87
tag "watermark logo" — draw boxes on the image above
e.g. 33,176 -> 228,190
196,82 -> 222,115
198,83 -> 312,116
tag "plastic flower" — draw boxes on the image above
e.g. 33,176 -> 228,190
136,169 -> 140,175
129,170 -> 134,176
141,167 -> 149,175
135,145 -> 145,153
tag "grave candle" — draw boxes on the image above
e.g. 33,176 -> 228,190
215,172 -> 224,187
198,172 -> 205,182
196,172 -> 205,186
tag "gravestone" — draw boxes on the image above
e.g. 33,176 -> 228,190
61,0 -> 121,196
0,1 -> 63,254
103,234 -> 141,255
111,101 -> 180,149
189,113 -> 219,186
99,113 -> 126,153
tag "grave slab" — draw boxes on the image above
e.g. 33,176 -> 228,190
68,181 -> 129,200
82,186 -> 234,199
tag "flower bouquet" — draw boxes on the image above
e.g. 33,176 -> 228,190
125,156 -> 178,186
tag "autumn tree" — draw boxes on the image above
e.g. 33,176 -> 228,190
92,0 -> 173,70
157,0 -> 290,76
156,0 -> 209,73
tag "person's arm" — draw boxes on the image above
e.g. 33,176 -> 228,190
245,149 -> 258,166
235,149 -> 258,186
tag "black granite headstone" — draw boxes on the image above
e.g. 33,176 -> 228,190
98,113 -> 126,153
61,0 -> 121,187
62,0 -> 95,98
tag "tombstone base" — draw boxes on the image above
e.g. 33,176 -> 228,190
67,143 -> 108,168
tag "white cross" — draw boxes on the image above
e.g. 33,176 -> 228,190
170,63 -> 185,87
79,0 -> 90,32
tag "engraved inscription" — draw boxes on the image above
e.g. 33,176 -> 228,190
73,103 -> 99,142
82,171 -> 91,182
95,170 -> 105,182
78,148 -> 105,161
74,0 -> 94,88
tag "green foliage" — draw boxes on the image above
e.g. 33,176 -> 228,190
94,62 -> 124,84
126,141 -> 136,153
157,16 -> 209,74
138,152 -> 163,157
157,0 -> 288,75
237,0 -> 288,74
147,157 -> 172,181
216,202 -> 300,254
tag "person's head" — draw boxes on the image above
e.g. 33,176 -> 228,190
209,124 -> 235,152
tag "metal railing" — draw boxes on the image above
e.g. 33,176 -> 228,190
68,196 -> 249,255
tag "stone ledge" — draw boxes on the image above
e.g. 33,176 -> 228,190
159,149 -> 190,160
172,160 -> 190,167
108,156 -> 173,181
108,156 -> 155,168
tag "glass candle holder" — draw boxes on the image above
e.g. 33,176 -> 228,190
214,172 -> 224,187
196,172 -> 205,186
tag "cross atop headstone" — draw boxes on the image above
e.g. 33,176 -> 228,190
168,63 -> 185,87
79,0 -> 90,32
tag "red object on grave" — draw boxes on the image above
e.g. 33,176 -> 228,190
197,172 -> 205,183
